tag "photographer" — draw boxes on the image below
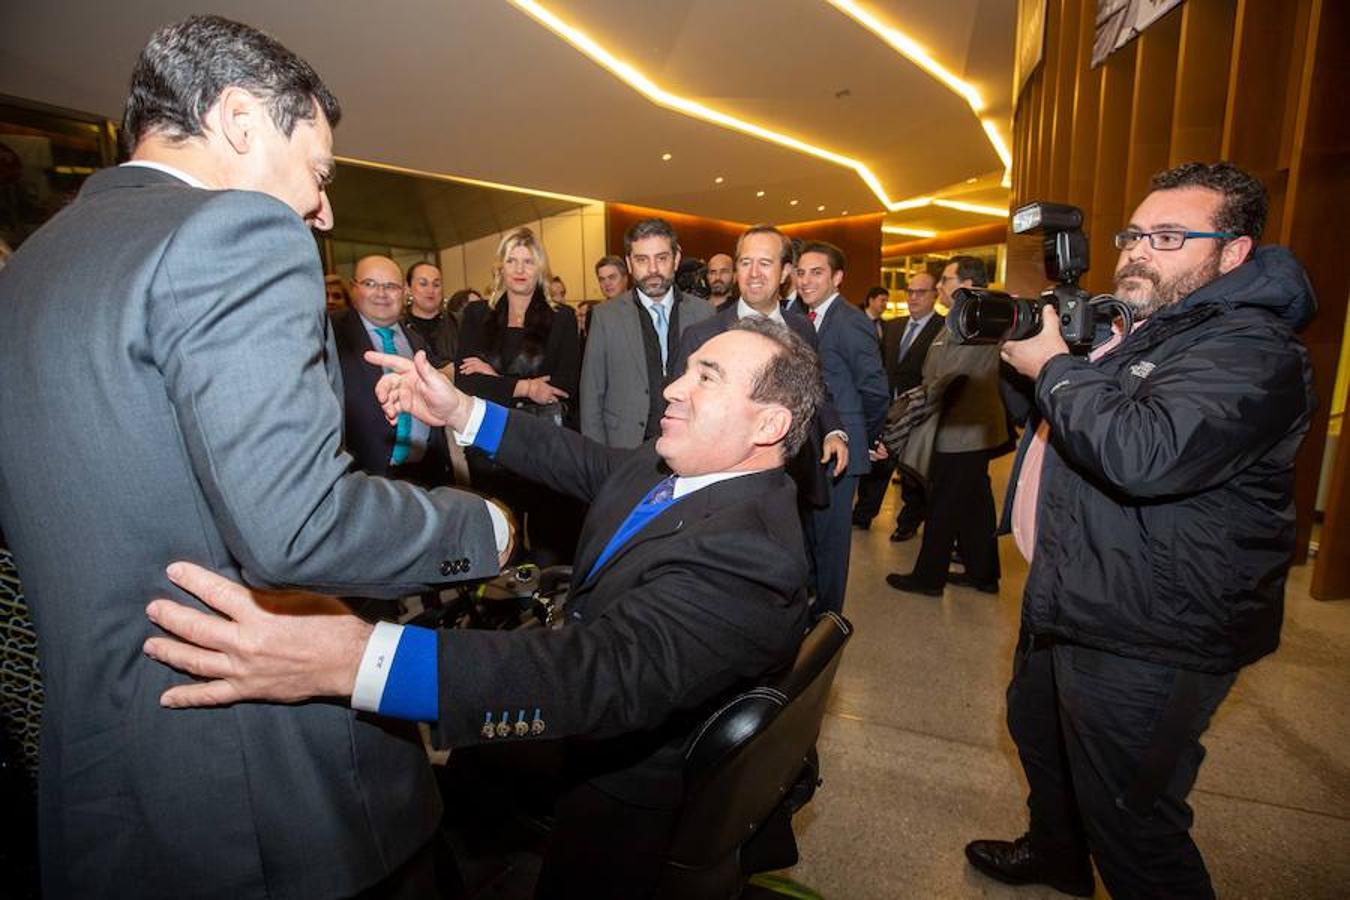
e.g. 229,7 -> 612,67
965,162 -> 1316,898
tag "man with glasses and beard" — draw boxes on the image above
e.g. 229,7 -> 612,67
964,162 -> 1316,899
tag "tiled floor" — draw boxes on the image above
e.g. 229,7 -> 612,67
780,456 -> 1350,898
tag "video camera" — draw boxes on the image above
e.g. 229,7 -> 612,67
676,257 -> 710,299
947,201 -> 1128,353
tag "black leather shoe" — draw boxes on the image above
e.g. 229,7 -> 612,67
964,835 -> 1094,897
885,573 -> 942,596
889,526 -> 917,542
948,572 -> 999,594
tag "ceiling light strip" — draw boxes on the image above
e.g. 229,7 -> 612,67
823,0 -> 984,111
882,225 -> 939,238
825,0 -> 1012,177
507,0 -> 912,210
334,155 -> 601,205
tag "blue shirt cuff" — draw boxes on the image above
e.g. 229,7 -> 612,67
475,401 -> 508,456
378,625 -> 439,722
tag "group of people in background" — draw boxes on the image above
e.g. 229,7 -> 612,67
322,215 -> 919,618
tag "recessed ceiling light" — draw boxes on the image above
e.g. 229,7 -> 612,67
714,176 -> 724,183
841,210 -> 849,215
756,190 -> 765,197
789,199 -> 799,206
661,152 -> 672,161
817,205 -> 826,211
965,177 -> 978,184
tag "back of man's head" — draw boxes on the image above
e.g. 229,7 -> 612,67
122,15 -> 341,154
948,255 -> 988,288
1150,161 -> 1267,245
729,317 -> 823,459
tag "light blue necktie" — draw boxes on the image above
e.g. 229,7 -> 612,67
372,326 -> 412,465
651,301 -> 670,372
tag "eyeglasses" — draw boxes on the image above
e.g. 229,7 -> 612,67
906,288 -> 934,296
355,278 -> 405,294
1113,229 -> 1238,251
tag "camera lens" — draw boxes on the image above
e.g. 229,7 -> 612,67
949,289 -> 1042,344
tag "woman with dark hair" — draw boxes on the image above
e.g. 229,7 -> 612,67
401,260 -> 457,367
456,227 -> 581,565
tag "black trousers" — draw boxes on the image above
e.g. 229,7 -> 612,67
912,448 -> 998,586
1006,635 -> 1236,899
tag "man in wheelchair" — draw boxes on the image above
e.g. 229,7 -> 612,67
144,319 -> 840,897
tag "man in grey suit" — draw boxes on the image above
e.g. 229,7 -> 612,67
579,218 -> 713,448
0,16 -> 500,898
888,256 -> 1009,596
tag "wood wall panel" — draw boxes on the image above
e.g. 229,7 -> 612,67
1284,0 -> 1350,595
1123,9 -> 1181,212
1170,0 -> 1236,165
1015,0 -> 1350,592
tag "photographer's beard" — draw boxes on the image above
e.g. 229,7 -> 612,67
1114,251 -> 1222,319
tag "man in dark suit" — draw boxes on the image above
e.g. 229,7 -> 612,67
143,319 -> 823,898
796,242 -> 890,616
853,273 -> 944,537
579,218 -> 713,448
674,224 -> 848,529
0,17 -> 500,898
332,253 -> 454,486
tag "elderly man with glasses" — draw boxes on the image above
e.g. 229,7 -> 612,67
964,162 -> 1317,898
331,254 -> 456,485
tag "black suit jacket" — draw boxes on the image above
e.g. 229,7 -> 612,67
434,412 -> 809,805
882,313 -> 945,397
673,305 -> 844,508
330,307 -> 452,481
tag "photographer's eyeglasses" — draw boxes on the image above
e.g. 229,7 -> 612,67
355,278 -> 405,294
1113,229 -> 1237,251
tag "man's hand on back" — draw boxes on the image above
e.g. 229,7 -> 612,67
144,562 -> 371,708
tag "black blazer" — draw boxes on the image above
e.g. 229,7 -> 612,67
434,412 -> 809,805
457,289 -> 580,428
882,313 -> 945,396
330,307 -> 451,480
673,305 -> 845,507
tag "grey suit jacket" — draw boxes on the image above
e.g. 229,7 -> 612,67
579,288 -> 714,448
922,327 -> 1010,453
0,165 -> 497,899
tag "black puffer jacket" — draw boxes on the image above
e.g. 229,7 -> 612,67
1019,246 -> 1316,673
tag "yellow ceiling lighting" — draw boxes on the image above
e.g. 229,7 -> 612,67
933,198 -> 1009,217
824,0 -> 983,112
826,0 -> 1012,179
335,156 -> 600,205
883,225 -> 939,238
506,0 -> 1001,215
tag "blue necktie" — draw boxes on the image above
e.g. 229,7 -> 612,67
373,326 -> 412,465
584,476 -> 678,582
651,301 -> 670,372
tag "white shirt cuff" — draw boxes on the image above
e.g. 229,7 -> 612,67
452,397 -> 487,446
485,499 -> 510,555
351,621 -> 404,712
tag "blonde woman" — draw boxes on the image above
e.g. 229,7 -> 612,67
456,227 -> 582,563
